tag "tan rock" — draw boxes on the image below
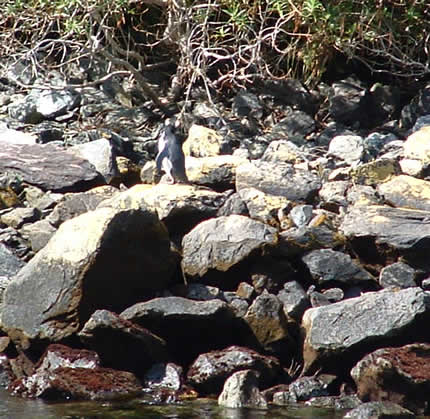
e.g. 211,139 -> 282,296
378,175 -> 430,211
403,126 -> 430,164
183,124 -> 226,157
350,159 -> 400,186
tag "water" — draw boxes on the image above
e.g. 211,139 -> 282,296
0,389 -> 345,419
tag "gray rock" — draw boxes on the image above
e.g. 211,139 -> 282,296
121,297 -> 251,365
343,401 -> 414,418
328,135 -> 365,164
24,186 -> 63,211
216,192 -> 249,217
1,206 -> 173,347
302,249 -> 374,285
236,160 -> 321,202
79,309 -> 168,377
379,262 -> 416,289
31,88 -> 81,119
236,282 -> 255,300
71,139 -> 119,184
277,281 -> 310,321
351,343 -> 430,415
346,185 -> 382,206
143,362 -> 183,391
0,243 -> 25,277
307,285 -> 332,308
181,215 -> 277,278
287,375 -> 337,402
186,345 -> 282,395
319,181 -> 349,210
47,185 -> 118,227
181,283 -> 224,301
302,288 -> 430,374
261,140 -> 302,163
0,142 -> 103,192
322,287 -> 344,302
341,205 -> 430,251
289,205 -> 314,228
20,219 -> 57,252
0,127 -> 36,144
218,369 -> 267,409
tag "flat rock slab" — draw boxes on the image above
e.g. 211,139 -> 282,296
0,142 -> 103,192
186,345 -> 282,395
182,215 -> 278,278
236,160 -> 321,202
340,205 -> 430,250
351,343 -> 430,414
377,175 -> 430,211
344,401 -> 414,418
1,206 -> 173,347
302,288 -> 430,374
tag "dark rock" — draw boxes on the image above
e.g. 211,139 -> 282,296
244,292 -> 294,357
302,249 -> 374,285
305,394 -> 361,409
216,192 -> 249,217
121,297 -> 254,365
0,242 -> 25,277
379,262 -> 416,289
0,142 -> 104,192
233,91 -> 263,120
1,206 -> 174,347
351,343 -> 430,414
236,160 -> 321,203
277,281 -> 310,322
344,401 -> 414,418
302,288 -> 430,374
218,369 -> 267,409
186,345 -> 283,395
178,283 -> 224,301
271,110 -> 316,144
79,309 -> 168,377
181,214 -> 277,280
400,82 -> 430,130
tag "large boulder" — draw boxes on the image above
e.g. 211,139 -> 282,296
121,297 -> 256,365
302,288 -> 430,374
1,205 -> 174,347
351,343 -> 430,414
99,184 -> 226,238
0,142 -> 103,192
181,215 -> 278,285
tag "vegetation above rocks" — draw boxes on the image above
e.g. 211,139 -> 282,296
1,0 -> 429,108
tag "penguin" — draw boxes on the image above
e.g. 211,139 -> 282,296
155,119 -> 188,184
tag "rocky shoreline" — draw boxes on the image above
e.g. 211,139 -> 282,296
1,61 -> 430,418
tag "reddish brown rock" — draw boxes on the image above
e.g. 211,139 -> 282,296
351,343 -> 430,414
